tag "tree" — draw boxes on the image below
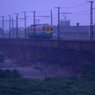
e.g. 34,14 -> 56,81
81,62 -> 95,80
0,53 -> 5,63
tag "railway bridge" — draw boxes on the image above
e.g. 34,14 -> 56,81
0,38 -> 95,77
0,38 -> 94,50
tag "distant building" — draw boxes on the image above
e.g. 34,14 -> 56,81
60,19 -> 70,26
53,23 -> 95,36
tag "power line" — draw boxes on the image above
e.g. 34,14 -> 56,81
61,9 -> 90,14
36,8 -> 55,13
71,10 -> 90,14
67,13 -> 90,17
61,1 -> 87,8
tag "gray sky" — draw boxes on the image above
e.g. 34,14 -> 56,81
0,0 -> 95,28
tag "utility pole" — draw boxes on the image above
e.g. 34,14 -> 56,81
11,18 -> 14,37
55,7 -> 60,40
8,15 -> 11,38
87,1 -> 94,51
23,12 -> 27,38
34,11 -> 36,37
1,16 -> 4,38
88,1 -> 93,42
51,10 -> 53,25
32,11 -> 36,37
15,13 -> 18,39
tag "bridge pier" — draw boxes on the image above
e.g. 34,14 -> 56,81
0,44 -> 95,77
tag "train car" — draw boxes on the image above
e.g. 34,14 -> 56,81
27,24 -> 53,39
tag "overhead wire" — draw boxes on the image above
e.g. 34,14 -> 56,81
67,13 -> 90,18
0,1 -> 90,17
72,9 -> 90,14
0,1 -> 94,25
36,7 -> 55,13
62,9 -> 91,15
61,1 -> 88,8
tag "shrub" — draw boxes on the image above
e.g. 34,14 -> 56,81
0,69 -> 5,78
44,76 -> 51,81
4,69 -> 12,78
81,62 -> 95,80
0,69 -> 22,79
0,53 -> 5,63
11,68 -> 22,78
68,75 -> 78,81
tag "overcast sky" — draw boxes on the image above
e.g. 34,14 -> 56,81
0,0 -> 95,28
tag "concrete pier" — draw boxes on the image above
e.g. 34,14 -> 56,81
0,45 -> 95,77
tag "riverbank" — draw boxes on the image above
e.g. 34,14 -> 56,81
0,58 -> 47,79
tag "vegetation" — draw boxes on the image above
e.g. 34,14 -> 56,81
0,69 -> 22,79
0,53 -> 5,63
0,62 -> 95,95
81,62 -> 95,80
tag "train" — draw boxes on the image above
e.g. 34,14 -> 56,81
27,24 -> 53,39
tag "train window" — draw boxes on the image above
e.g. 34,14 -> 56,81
43,28 -> 46,31
47,28 -> 49,31
50,28 -> 53,31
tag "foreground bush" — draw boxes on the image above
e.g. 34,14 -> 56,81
0,77 -> 94,95
81,62 -> 95,80
0,62 -> 95,94
0,68 -> 22,79
0,53 -> 5,63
